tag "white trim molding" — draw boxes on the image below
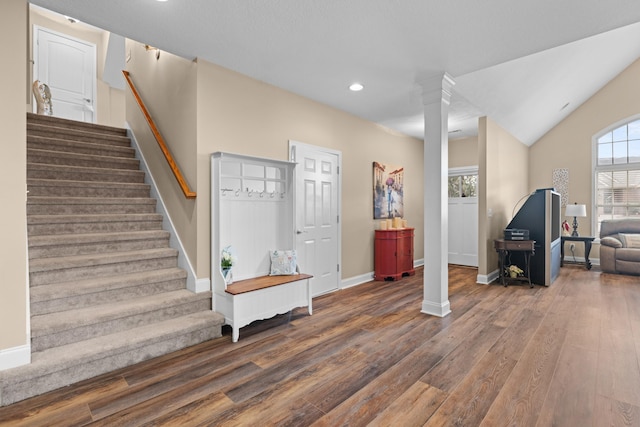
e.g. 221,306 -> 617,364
341,272 -> 375,290
477,269 -> 500,285
0,344 -> 31,371
126,126 -> 202,293
421,299 -> 451,317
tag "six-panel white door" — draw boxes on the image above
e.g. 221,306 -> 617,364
291,141 -> 341,297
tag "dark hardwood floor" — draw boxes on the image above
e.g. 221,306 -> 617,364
2,265 -> 640,426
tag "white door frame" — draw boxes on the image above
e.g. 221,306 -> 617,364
448,165 -> 479,267
33,25 -> 97,122
289,140 -> 343,294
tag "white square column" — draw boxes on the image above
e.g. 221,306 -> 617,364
421,73 -> 455,317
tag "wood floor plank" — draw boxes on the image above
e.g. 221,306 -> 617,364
251,313 -> 373,368
207,347 -> 366,427
4,266 -> 640,426
0,376 -> 127,427
122,333 -> 285,386
421,322 -> 506,393
137,392 -> 234,426
88,362 -> 262,424
426,352 -> 517,426
368,381 -> 448,427
223,326 -> 371,404
536,344 -> 598,426
480,290 -> 573,426
593,394 -> 640,427
597,322 -> 640,406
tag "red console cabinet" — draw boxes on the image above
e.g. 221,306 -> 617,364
374,228 -> 415,281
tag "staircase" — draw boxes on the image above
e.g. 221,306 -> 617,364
0,113 -> 223,407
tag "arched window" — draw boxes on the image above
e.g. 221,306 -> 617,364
594,117 -> 640,234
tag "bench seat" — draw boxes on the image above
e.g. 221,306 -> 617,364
215,273 -> 313,342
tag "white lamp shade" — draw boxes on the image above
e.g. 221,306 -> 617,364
565,203 -> 587,217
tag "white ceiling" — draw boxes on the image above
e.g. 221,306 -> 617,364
30,0 -> 640,145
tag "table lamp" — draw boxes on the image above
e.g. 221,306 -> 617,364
565,203 -> 587,236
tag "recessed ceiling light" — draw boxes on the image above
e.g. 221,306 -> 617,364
560,102 -> 570,111
349,82 -> 364,92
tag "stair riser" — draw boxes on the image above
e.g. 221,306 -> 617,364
27,113 -> 128,137
0,326 -> 219,406
27,203 -> 156,216
31,298 -> 211,351
28,136 -> 134,158
27,150 -> 140,171
32,277 -> 188,316
27,127 -> 131,148
29,237 -> 170,259
29,255 -> 178,286
27,167 -> 145,183
27,186 -> 151,198
28,220 -> 163,236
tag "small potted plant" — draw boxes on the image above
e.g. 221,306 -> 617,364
221,246 -> 236,284
506,265 -> 524,278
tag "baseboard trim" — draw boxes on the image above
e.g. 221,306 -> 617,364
0,344 -> 31,371
477,269 -> 499,285
341,259 -> 424,291
421,299 -> 451,317
126,126 -> 200,293
341,272 -> 374,290
195,277 -> 211,293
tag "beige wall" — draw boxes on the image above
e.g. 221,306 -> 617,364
195,60 -> 424,280
449,136 -> 479,168
478,117 -> 529,276
29,6 -> 125,128
0,0 -> 28,353
125,41 -> 199,266
530,58 -> 640,254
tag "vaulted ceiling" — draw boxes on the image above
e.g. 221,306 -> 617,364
31,0 -> 640,145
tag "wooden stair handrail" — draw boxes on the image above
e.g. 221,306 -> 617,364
122,70 -> 196,199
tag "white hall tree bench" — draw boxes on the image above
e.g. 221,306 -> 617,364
221,274 -> 312,342
211,152 -> 312,342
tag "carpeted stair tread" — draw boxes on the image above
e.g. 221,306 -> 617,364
27,148 -> 140,170
30,267 -> 186,305
28,212 -> 162,224
27,196 -> 157,216
27,178 -> 150,192
27,230 -> 170,259
27,163 -> 145,183
29,247 -> 178,273
28,229 -> 169,248
0,311 -> 224,406
28,134 -> 135,157
28,196 -> 156,206
27,112 -> 127,136
31,289 -> 211,337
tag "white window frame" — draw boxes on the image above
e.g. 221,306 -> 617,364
592,113 -> 640,237
448,166 -> 479,199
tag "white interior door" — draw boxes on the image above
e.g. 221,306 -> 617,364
448,167 -> 478,267
34,26 -> 96,123
290,141 -> 341,297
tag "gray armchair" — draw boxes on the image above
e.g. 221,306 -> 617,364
600,218 -> 640,275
